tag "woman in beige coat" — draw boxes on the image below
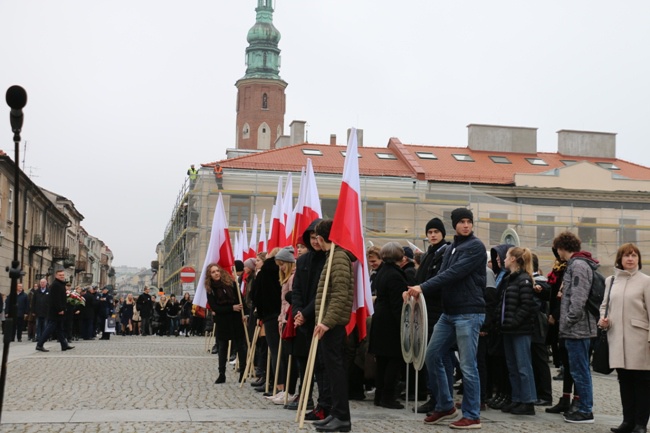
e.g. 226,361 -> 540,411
599,243 -> 650,433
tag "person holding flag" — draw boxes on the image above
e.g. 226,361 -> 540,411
312,219 -> 354,433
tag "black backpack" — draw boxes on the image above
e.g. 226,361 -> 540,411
572,257 -> 605,318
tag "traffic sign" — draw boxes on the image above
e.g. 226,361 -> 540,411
180,266 -> 196,283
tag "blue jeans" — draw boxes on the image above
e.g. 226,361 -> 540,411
426,313 -> 485,420
565,338 -> 593,413
168,317 -> 179,335
36,317 -> 47,341
427,347 -> 455,403
503,334 -> 536,403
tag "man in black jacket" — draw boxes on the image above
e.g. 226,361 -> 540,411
137,286 -> 153,336
407,208 -> 486,429
36,269 -> 74,352
31,278 -> 50,342
82,286 -> 98,340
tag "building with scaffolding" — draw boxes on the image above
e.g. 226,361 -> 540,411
157,123 -> 650,295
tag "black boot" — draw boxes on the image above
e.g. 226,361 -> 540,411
630,426 -> 647,433
215,373 -> 226,384
492,395 -> 511,410
511,403 -> 535,415
545,396 -> 570,414
611,422 -> 634,433
564,398 -> 580,415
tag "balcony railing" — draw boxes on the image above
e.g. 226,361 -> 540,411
52,247 -> 69,261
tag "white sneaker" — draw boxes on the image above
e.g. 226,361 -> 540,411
271,391 -> 287,404
265,390 -> 284,401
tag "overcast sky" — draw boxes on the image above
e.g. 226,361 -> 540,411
1,1 -> 649,268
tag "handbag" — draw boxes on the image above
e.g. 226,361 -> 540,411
592,277 -> 614,375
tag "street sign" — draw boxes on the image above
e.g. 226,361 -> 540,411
180,266 -> 196,283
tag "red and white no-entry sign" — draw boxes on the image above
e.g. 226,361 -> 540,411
180,266 -> 196,283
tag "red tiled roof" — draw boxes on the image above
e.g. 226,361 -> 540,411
206,140 -> 650,185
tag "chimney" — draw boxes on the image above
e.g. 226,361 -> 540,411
347,128 -> 364,147
557,129 -> 616,158
467,124 -> 537,153
330,134 -> 337,145
290,120 -> 306,145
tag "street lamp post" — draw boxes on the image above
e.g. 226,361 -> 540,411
0,85 -> 28,421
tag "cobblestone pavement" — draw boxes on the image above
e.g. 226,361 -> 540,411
0,336 -> 623,432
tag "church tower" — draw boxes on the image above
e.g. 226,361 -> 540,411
235,0 -> 287,150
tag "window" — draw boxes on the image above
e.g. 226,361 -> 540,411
262,93 -> 268,109
340,151 -> 361,158
489,212 -> 508,245
229,196 -> 250,227
415,152 -> 437,160
620,218 -> 637,244
561,159 -> 577,166
525,158 -> 548,166
489,156 -> 511,164
366,201 -> 385,232
596,162 -> 620,170
578,217 -> 597,254
321,198 -> 338,219
302,149 -> 323,156
452,154 -> 475,162
8,188 -> 13,222
242,123 -> 250,139
536,215 -> 555,248
375,153 -> 397,160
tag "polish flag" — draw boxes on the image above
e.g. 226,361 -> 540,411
329,128 -> 374,340
286,170 -> 303,248
234,231 -> 242,262
282,172 -> 294,246
241,220 -> 249,261
293,158 -> 322,245
193,193 -> 234,308
267,177 -> 285,251
247,214 -> 258,260
258,209 -> 267,253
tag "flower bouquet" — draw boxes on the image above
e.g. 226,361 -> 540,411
67,290 -> 86,307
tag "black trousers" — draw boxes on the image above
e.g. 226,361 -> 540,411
37,316 -> 68,349
217,336 -> 248,377
375,355 -> 403,404
618,369 -> 650,427
531,340 -> 553,401
318,325 -> 350,421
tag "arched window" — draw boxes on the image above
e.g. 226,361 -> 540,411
262,93 -> 268,109
258,122 -> 271,149
242,123 -> 250,139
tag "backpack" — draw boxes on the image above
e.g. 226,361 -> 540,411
572,257 -> 605,318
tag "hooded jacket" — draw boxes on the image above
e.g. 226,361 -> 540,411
415,240 -> 450,326
499,270 -> 536,334
559,251 -> 599,339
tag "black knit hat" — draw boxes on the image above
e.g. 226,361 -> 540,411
425,217 -> 446,238
451,207 -> 474,229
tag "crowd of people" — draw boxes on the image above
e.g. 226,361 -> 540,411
2,208 -> 648,433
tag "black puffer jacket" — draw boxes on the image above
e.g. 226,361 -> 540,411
499,270 -> 536,334
415,241 -> 449,328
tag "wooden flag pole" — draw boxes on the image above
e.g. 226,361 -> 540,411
240,323 -> 261,387
232,267 -> 251,351
284,354 -> 293,405
297,241 -> 336,428
265,345 -> 271,394
272,327 -> 283,396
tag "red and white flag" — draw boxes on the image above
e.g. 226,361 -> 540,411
329,128 -> 374,340
267,177 -> 285,251
241,220 -> 249,261
293,158 -> 322,245
234,231 -> 242,262
246,214 -> 258,260
193,193 -> 235,308
287,169 -> 304,248
258,209 -> 267,253
282,172 -> 294,246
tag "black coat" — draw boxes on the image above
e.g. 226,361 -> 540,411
252,257 -> 281,321
31,288 -> 50,318
48,278 -> 67,319
82,292 -> 97,319
499,270 -> 536,335
368,263 -> 408,358
136,293 -> 153,318
415,241 -> 449,327
206,281 -> 245,341
291,249 -> 326,356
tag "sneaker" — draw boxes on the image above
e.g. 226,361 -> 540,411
449,417 -> 482,429
304,406 -> 327,422
265,391 -> 285,403
424,407 -> 458,425
564,411 -> 594,424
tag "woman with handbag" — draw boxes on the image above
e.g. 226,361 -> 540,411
598,243 -> 650,433
120,293 -> 135,336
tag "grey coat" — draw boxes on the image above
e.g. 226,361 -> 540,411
559,256 -> 598,339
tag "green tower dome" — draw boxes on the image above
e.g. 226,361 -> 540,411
241,0 -> 283,80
